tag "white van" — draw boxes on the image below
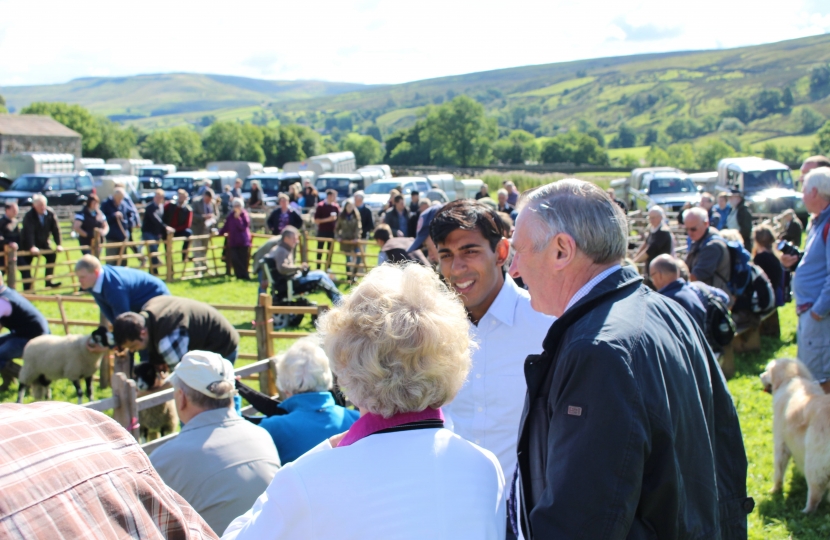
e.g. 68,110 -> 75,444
107,158 -> 153,177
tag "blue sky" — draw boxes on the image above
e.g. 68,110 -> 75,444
1,0 -> 829,87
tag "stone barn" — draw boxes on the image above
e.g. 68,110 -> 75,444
0,115 -> 82,159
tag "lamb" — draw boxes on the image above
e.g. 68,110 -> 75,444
17,327 -> 111,404
133,361 -> 178,441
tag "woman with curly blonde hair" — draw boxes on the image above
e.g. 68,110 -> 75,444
224,263 -> 506,540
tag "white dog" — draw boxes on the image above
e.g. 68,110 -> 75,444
760,358 -> 830,512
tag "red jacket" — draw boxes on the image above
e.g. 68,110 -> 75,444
162,203 -> 192,233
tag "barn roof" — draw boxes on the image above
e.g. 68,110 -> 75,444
0,115 -> 81,138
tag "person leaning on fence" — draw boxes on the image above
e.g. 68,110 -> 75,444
335,199 -> 362,281
191,188 -> 218,270
684,206 -> 732,293
217,198 -> 252,280
75,254 -> 170,327
101,188 -> 137,267
0,202 -> 21,270
19,194 -> 63,290
312,189 -> 340,269
251,338 -> 359,464
163,189 -> 193,262
507,179 -> 750,539
142,189 -> 175,276
73,194 -> 108,256
150,351 -> 281,536
264,225 -> 342,305
0,270 -> 50,391
781,166 -> 830,393
0,402 -> 219,539
266,193 -> 303,236
223,264 -> 506,540
649,254 -> 706,329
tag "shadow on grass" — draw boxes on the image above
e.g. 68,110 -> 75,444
758,474 -> 830,539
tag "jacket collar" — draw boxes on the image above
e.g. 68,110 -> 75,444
279,392 -> 335,413
541,266 -> 642,352
658,279 -> 685,295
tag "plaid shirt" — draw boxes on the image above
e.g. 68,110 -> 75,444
0,402 -> 218,539
158,328 -> 190,367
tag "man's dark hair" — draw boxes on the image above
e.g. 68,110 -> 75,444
393,195 -> 404,204
373,226 -> 391,243
203,188 -> 215,198
113,312 -> 146,347
411,190 -> 419,196
326,189 -> 337,197
430,199 -> 508,252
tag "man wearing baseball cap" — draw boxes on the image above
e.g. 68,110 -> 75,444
408,202 -> 444,264
150,351 -> 281,535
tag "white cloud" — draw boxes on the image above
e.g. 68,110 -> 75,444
0,0 -> 828,87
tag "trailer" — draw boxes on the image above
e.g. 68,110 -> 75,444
283,151 -> 356,179
206,161 -> 264,180
0,153 -> 76,180
107,158 -> 153,177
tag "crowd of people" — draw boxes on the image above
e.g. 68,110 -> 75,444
3,156 -> 830,538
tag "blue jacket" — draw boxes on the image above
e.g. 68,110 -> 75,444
515,266 -> 750,540
659,278 -> 706,330
259,392 -> 359,463
85,265 -> 170,323
794,205 -> 830,316
715,204 -> 731,230
101,197 -> 137,242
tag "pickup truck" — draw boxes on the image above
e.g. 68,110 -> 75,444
716,157 -> 807,222
610,167 -> 701,213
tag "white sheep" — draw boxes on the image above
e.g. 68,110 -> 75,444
17,328 -> 109,404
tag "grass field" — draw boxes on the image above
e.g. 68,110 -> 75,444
2,232 -> 830,537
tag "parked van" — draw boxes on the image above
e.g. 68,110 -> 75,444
315,173 -> 366,203
0,153 -> 76,180
357,164 -> 392,179
80,158 -> 104,168
243,172 -> 308,206
161,171 -> 238,201
426,174 -> 465,201
716,157 -> 807,220
107,158 -> 153,177
137,165 -> 177,202
206,161 -> 264,180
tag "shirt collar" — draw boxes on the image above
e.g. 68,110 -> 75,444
280,392 -> 335,412
481,274 -> 520,327
564,264 -> 622,314
92,268 -> 105,293
337,407 -> 444,447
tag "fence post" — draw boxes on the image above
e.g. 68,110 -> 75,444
165,235 -> 174,282
56,296 -> 69,335
112,372 -> 139,440
6,246 -> 16,289
325,239 -> 335,272
255,293 -> 277,396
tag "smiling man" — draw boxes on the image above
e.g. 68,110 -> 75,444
430,199 -> 553,538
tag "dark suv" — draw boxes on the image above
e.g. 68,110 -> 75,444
0,172 -> 96,207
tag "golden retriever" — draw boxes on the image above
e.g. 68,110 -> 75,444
760,358 -> 830,512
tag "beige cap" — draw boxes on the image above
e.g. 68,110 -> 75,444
165,350 -> 236,399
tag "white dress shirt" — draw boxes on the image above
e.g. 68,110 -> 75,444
222,428 -> 505,539
444,275 -> 554,485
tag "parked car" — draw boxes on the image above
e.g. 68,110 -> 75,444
0,172 -> 95,207
138,165 -> 177,202
315,173 -> 366,203
242,172 -> 307,207
361,177 -> 447,214
161,171 -> 238,201
716,157 -> 807,221
610,167 -> 687,212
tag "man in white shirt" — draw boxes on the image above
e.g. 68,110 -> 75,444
430,200 -> 553,537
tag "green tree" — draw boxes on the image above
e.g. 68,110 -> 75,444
540,131 -> 608,165
422,96 -> 497,166
21,102 -> 103,153
285,125 -> 320,158
620,154 -> 641,169
667,144 -> 696,169
646,145 -> 671,167
385,121 -> 431,165
612,124 -> 637,148
666,119 -> 702,142
762,143 -> 779,161
340,133 -> 383,166
202,122 -> 265,163
170,127 -> 204,169
723,98 -> 753,124
798,107 -> 825,133
780,146 -> 805,166
810,65 -> 830,100
695,140 -> 735,170
753,89 -> 785,118
140,126 -> 203,168
817,120 -> 830,155
493,130 -> 538,164
88,119 -> 138,159
643,128 -> 660,146
782,87 -> 794,109
0,94 -> 6,114
274,126 -> 306,165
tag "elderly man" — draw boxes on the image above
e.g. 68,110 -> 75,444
191,188 -> 217,270
0,202 -> 20,270
150,351 -> 280,535
632,205 -> 674,281
112,296 -> 240,370
142,189 -> 175,276
0,271 -> 49,390
430,200 -> 552,535
163,189 -> 193,262
725,188 -> 754,251
782,167 -> 830,392
684,206 -> 731,293
101,188 -> 137,266
800,155 -> 830,188
0,402 -> 218,539
20,194 -> 63,290
264,226 -> 342,304
75,255 -> 169,326
649,254 -> 706,329
256,339 -> 358,463
509,179 -> 749,539
503,180 -> 519,206
354,191 -> 374,240
496,189 -> 514,214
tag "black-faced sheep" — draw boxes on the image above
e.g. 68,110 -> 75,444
17,327 -> 112,404
133,361 -> 178,441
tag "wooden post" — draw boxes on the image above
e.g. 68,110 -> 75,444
99,352 -> 113,390
210,235 -> 220,277
255,293 -> 271,361
113,349 -> 132,378
325,239 -> 335,272
6,246 -> 16,289
56,296 -> 69,335
65,250 -> 78,292
165,235 -> 174,282
112,372 -> 139,440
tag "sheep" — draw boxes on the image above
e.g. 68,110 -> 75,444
17,327 -> 111,404
133,361 -> 178,441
